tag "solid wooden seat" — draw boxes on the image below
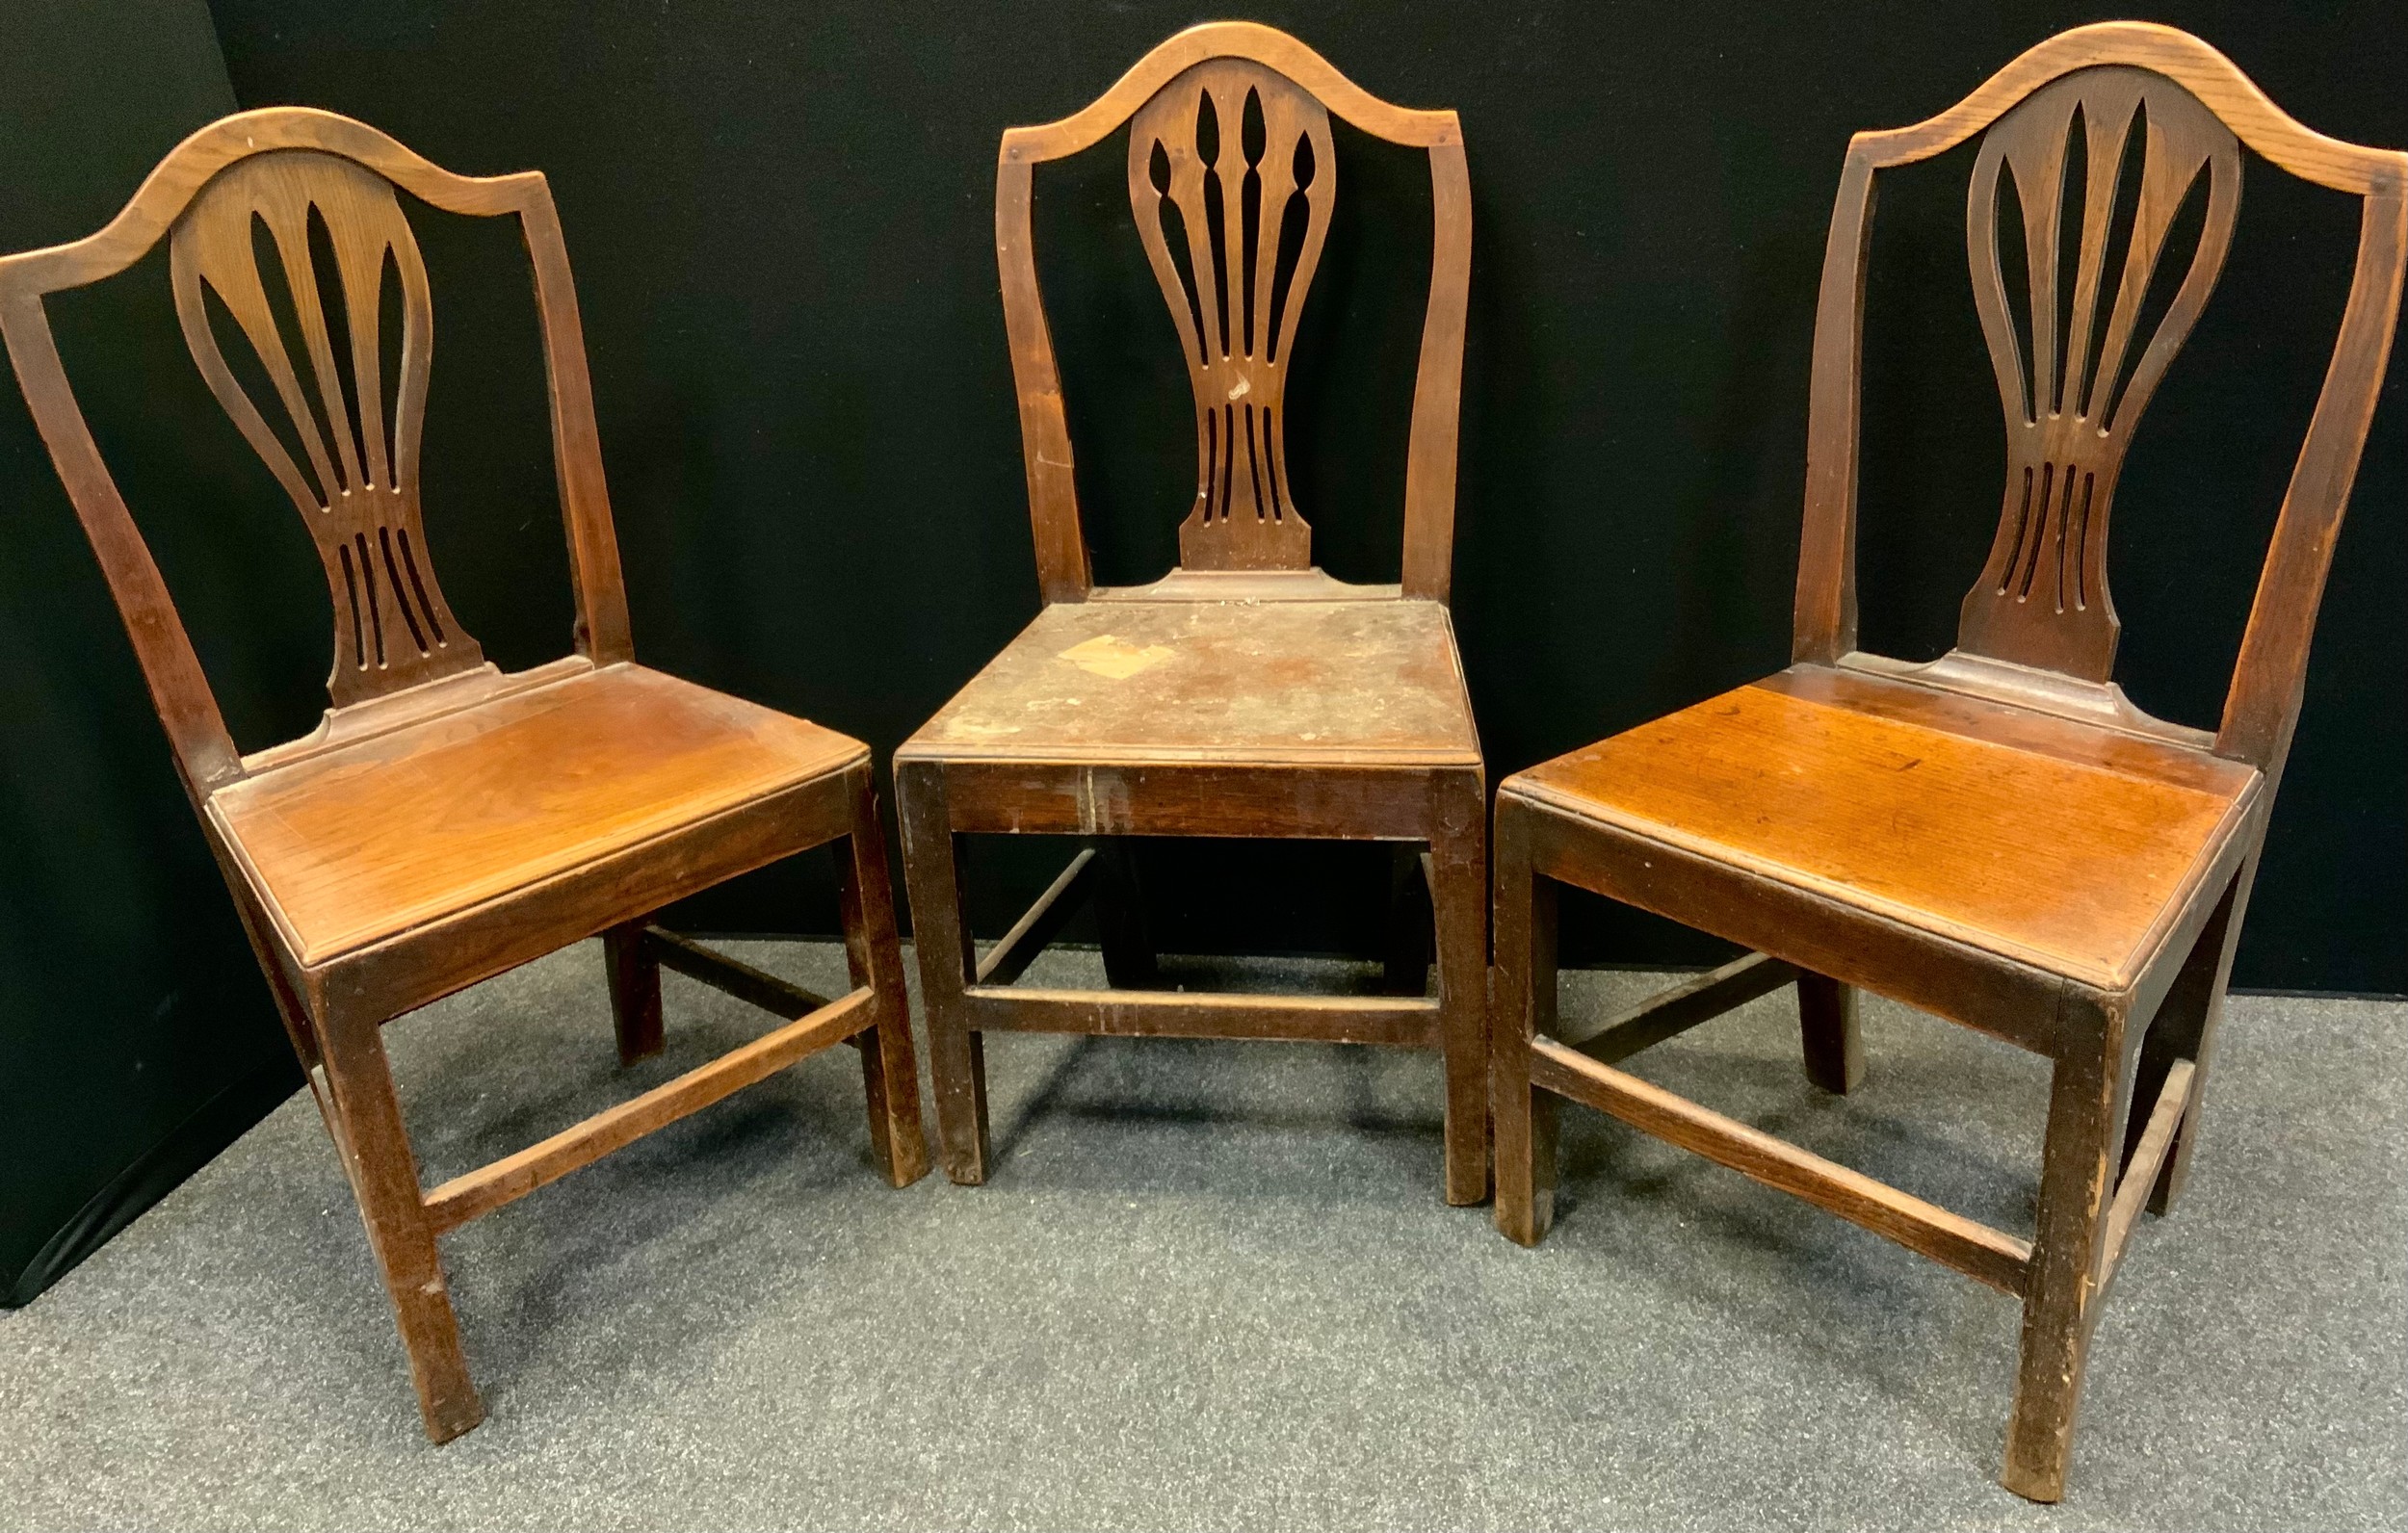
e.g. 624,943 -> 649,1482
905,583 -> 1479,767
1509,667 -> 2258,991
1487,24 -> 2405,1505
216,663 -> 864,967
0,109 -> 927,1444
897,24 -> 1487,1204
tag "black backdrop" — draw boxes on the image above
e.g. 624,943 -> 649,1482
4,0 -> 2401,1302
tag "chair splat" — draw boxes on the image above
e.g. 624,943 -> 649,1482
170,148 -> 484,707
1959,67 -> 2241,682
1129,60 -> 1335,571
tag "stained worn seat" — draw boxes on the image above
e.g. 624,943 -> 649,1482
214,662 -> 866,968
906,578 -> 1479,767
895,24 -> 1489,1205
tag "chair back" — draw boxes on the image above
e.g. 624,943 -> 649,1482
1791,23 -> 2406,775
0,109 -> 629,796
996,23 -> 1472,602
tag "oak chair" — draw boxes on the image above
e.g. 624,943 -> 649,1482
895,23 -> 1485,1202
0,109 -> 929,1442
1488,23 -> 2404,1502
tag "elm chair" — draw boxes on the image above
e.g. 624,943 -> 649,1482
1487,23 -> 2404,1501
895,23 -> 1486,1202
0,109 -> 929,1441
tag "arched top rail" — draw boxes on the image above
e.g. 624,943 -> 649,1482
0,107 -> 550,299
1849,21 -> 2407,193
1000,21 -> 1460,166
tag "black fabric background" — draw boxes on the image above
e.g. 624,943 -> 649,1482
5,0 -> 2401,1300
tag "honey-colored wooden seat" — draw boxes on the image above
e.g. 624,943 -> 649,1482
1509,667 -> 2259,992
0,110 -> 927,1443
895,24 -> 1487,1203
1488,24 -> 2405,1503
215,663 -> 865,968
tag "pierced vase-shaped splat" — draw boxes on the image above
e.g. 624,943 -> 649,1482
1958,68 -> 2241,682
1129,60 -> 1336,571
170,149 -> 484,708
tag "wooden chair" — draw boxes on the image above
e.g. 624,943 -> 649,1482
0,109 -> 929,1442
895,23 -> 1485,1203
1488,23 -> 2404,1501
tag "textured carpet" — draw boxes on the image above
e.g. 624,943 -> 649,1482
1,940 -> 2400,1531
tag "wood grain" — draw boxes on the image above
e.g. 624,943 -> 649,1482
1509,677 -> 2254,989
1129,59 -> 1333,570
210,663 -> 862,965
0,107 -> 635,799
904,597 -> 1479,766
1957,69 -> 2241,682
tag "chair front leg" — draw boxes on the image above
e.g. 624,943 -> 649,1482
1430,789 -> 1491,1207
2002,1012 -> 2131,1501
835,770 -> 929,1189
311,988 -> 484,1442
896,762 -> 990,1184
1490,801 -> 1558,1245
603,919 -> 665,1065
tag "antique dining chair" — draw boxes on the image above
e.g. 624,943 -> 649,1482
894,23 -> 1485,1202
0,109 -> 929,1442
1488,22 -> 2403,1502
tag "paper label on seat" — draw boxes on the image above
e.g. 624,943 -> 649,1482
1057,634 -> 1174,680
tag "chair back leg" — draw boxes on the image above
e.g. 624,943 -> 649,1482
1090,838 -> 1161,989
605,920 -> 666,1065
1797,973 -> 1864,1094
2133,868 -> 2252,1217
1382,845 -> 1437,997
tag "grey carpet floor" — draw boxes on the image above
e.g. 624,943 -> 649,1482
2,940 -> 2401,1531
